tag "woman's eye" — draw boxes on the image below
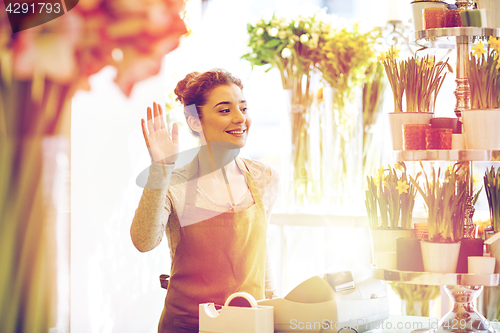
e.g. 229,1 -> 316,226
219,108 -> 230,113
241,107 -> 248,112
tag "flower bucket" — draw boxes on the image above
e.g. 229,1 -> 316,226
421,241 -> 461,273
462,109 -> 500,150
476,0 -> 500,28
388,112 -> 434,150
370,228 -> 415,266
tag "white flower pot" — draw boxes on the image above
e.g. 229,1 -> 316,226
410,1 -> 448,32
462,109 -> 500,150
388,112 -> 434,150
421,241 -> 461,273
476,0 -> 500,28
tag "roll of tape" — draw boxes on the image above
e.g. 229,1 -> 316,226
224,292 -> 258,308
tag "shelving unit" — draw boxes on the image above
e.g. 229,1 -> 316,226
371,15 -> 500,331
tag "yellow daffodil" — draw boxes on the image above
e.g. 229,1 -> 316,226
391,47 -> 400,59
396,181 -> 410,194
378,166 -> 385,177
377,52 -> 387,62
489,37 -> 500,52
426,57 -> 435,69
472,42 -> 487,57
395,162 -> 404,171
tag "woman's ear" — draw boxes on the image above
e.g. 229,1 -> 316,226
187,115 -> 202,135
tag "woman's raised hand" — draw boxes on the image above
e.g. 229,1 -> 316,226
141,102 -> 179,164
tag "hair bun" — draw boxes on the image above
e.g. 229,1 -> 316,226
174,72 -> 200,105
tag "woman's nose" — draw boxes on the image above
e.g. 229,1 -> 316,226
233,108 -> 245,123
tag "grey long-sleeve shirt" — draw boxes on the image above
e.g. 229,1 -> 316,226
131,157 -> 280,298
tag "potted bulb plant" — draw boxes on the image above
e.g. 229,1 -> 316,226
410,161 -> 469,273
379,46 -> 452,150
462,37 -> 500,149
366,162 -> 417,269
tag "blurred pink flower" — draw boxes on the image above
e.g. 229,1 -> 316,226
0,0 -> 187,96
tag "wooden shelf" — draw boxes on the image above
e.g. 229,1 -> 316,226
372,266 -> 500,286
393,150 -> 500,162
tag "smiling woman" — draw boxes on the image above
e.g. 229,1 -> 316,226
131,69 -> 280,333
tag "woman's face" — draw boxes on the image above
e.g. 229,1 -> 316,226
195,83 -> 251,148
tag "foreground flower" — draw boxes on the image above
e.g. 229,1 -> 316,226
281,48 -> 292,58
396,180 -> 410,194
2,0 -> 188,97
472,42 -> 487,57
489,37 -> 500,52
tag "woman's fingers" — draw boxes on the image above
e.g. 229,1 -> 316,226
171,123 -> 179,144
153,102 -> 160,129
141,119 -> 150,147
158,104 -> 167,130
146,106 -> 155,134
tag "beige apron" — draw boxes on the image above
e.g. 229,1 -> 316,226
158,158 -> 267,332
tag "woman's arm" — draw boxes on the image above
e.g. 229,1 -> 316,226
130,162 -> 175,252
131,102 -> 179,252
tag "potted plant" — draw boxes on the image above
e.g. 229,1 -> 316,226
462,37 -> 500,150
410,161 -> 469,273
484,166 -> 500,233
379,46 -> 452,150
366,162 -> 418,268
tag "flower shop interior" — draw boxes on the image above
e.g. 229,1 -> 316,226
3,0 -> 500,332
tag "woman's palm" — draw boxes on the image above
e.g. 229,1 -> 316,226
141,102 -> 179,164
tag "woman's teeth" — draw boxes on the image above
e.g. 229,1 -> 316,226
227,130 -> 245,134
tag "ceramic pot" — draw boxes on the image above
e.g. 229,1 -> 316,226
468,256 -> 496,274
370,228 -> 416,253
490,234 -> 500,273
396,238 -> 424,272
421,241 -> 461,273
410,1 -> 448,31
476,0 -> 500,28
456,238 -> 484,273
388,112 -> 434,150
462,109 -> 500,150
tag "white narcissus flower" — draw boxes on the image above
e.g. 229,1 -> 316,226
278,31 -> 288,39
281,48 -> 292,59
256,28 -> 264,36
268,28 -> 279,37
299,34 -> 309,43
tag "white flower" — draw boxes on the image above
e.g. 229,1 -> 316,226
289,38 -> 295,45
281,48 -> 292,59
268,27 -> 279,37
278,31 -> 287,39
250,53 -> 258,59
256,28 -> 264,36
299,34 -> 309,43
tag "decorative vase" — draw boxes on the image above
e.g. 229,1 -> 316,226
322,86 -> 363,207
410,1 -> 448,31
388,112 -> 434,150
462,109 -> 500,150
421,241 -> 461,273
370,228 -> 415,265
456,238 -> 484,273
282,86 -> 322,208
396,238 -> 424,272
476,0 -> 500,28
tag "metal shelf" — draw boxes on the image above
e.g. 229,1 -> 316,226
372,266 -> 500,286
393,150 -> 500,162
415,27 -> 500,40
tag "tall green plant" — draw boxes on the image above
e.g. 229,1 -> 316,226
467,41 -> 500,109
365,162 -> 418,229
410,162 -> 469,243
484,166 -> 500,232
